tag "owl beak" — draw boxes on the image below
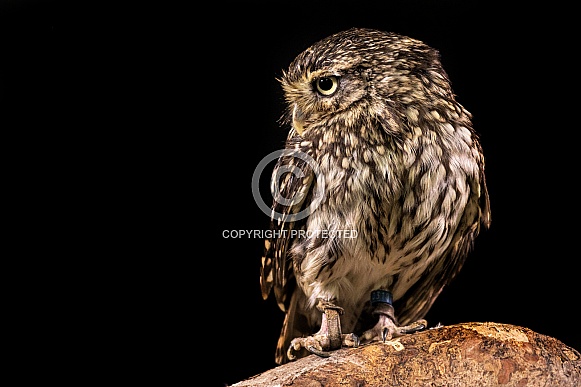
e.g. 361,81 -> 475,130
292,104 -> 306,135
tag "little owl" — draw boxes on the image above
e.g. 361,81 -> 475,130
260,27 -> 491,364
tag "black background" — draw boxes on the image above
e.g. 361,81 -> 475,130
2,1 -> 578,386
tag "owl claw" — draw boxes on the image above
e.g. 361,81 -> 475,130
286,299 -> 360,361
362,298 -> 428,343
398,319 -> 427,334
344,332 -> 360,348
306,345 -> 331,358
287,335 -> 328,361
287,332 -> 360,361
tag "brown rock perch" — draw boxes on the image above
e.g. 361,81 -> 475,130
231,322 -> 580,387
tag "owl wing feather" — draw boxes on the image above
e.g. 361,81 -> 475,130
260,141 -> 314,312
394,162 -> 491,326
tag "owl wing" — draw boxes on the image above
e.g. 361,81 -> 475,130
260,143 -> 315,312
394,167 -> 491,326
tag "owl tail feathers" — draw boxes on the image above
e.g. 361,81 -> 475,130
274,289 -> 313,365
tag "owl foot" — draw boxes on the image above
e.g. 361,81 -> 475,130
287,299 -> 360,361
361,290 -> 427,343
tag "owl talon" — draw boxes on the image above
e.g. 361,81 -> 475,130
398,319 -> 427,334
287,333 -> 360,361
343,332 -> 360,348
287,336 -> 326,361
362,290 -> 428,343
307,345 -> 331,358
286,300 -> 360,361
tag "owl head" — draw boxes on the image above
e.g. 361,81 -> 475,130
279,27 -> 456,137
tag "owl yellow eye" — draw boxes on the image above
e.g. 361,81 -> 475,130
315,76 -> 339,96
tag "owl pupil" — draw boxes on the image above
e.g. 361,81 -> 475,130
318,78 -> 333,91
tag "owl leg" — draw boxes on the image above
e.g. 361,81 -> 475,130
287,299 -> 359,361
361,290 -> 427,343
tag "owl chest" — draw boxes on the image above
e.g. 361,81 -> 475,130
307,140 -> 468,260
312,143 -> 399,210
